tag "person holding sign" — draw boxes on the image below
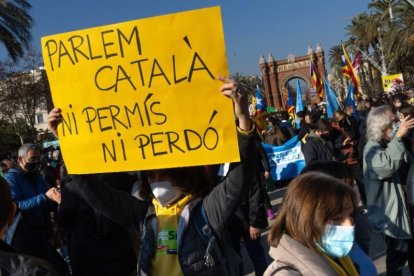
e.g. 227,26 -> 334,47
47,77 -> 256,275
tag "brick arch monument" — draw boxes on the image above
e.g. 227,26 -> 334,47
259,44 -> 327,110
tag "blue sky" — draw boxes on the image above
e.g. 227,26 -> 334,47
1,0 -> 372,75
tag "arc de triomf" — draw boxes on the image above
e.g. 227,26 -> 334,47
259,44 -> 327,110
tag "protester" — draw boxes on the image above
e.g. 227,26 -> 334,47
3,144 -> 68,274
47,77 -> 256,275
301,161 -> 377,275
399,104 -> 414,154
296,111 -> 310,140
276,111 -> 296,140
262,117 -> 286,146
0,176 -> 59,275
1,159 -> 15,174
228,170 -> 269,276
58,173 -> 137,276
256,138 -> 275,219
333,110 -> 366,204
265,172 -> 358,275
363,105 -> 414,275
40,155 -> 59,188
301,119 -> 335,164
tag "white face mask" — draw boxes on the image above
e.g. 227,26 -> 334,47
150,181 -> 182,207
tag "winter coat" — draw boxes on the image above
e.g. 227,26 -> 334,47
65,130 -> 256,275
0,240 -> 57,276
58,173 -> 137,276
363,136 -> 412,239
264,234 -> 338,275
301,133 -> 334,165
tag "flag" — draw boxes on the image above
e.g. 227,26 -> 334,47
262,135 -> 305,180
345,82 -> 358,116
250,95 -> 257,116
323,77 -> 340,119
253,85 -> 267,131
352,51 -> 361,71
255,85 -> 266,112
310,60 -> 324,98
286,85 -> 295,122
342,44 -> 360,97
295,80 -> 304,128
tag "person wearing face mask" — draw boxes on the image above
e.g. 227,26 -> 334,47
47,77 -> 257,275
301,162 -> 377,275
363,105 -> 414,275
262,117 -> 286,146
3,144 -> 68,275
265,172 -> 358,275
301,118 -> 335,165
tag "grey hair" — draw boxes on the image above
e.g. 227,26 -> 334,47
366,105 -> 393,142
18,144 -> 41,158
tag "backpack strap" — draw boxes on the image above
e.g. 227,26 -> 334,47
193,202 -> 224,268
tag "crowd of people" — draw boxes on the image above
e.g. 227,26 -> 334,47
0,80 -> 414,276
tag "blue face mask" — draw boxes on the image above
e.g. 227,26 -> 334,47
318,224 -> 354,258
267,125 -> 273,132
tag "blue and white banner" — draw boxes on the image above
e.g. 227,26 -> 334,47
262,135 -> 305,181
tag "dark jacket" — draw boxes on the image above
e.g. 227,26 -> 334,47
65,131 -> 256,275
228,173 -> 268,234
301,133 -> 334,165
257,140 -> 271,173
0,240 -> 58,276
58,173 -> 137,276
279,121 -> 296,141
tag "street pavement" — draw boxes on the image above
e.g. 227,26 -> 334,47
242,187 -> 410,275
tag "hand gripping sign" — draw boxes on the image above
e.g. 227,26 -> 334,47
41,6 -> 239,174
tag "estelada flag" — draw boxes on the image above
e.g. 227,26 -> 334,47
253,85 -> 267,132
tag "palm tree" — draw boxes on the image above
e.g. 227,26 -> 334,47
346,12 -> 373,95
329,45 -> 347,97
231,72 -> 263,97
382,1 -> 414,85
0,0 -> 33,61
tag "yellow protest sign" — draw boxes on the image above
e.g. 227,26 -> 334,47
41,6 -> 239,174
382,73 -> 404,92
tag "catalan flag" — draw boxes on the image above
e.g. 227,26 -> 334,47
342,44 -> 360,97
310,60 -> 324,98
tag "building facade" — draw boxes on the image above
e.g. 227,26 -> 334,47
259,44 -> 327,110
